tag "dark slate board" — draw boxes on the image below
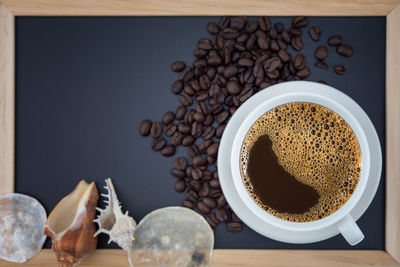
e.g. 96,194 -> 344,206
15,17 -> 386,250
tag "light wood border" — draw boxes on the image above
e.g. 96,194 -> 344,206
0,1 -> 400,266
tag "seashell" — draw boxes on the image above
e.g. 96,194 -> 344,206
0,193 -> 47,263
44,180 -> 99,267
130,207 -> 214,267
94,178 -> 137,252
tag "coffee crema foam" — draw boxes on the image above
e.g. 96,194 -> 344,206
240,102 -> 361,222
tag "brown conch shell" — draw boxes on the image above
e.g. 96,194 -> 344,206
44,180 -> 99,267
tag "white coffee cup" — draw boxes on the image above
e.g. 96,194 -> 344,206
218,81 -> 382,245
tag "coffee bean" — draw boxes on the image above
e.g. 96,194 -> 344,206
161,145 -> 175,157
258,16 -> 271,31
164,124 -> 177,136
199,140 -> 212,153
238,86 -> 253,103
171,80 -> 183,94
218,16 -> 230,29
196,101 -> 208,115
174,179 -> 186,193
210,189 -> 222,198
216,110 -> 229,124
270,39 -> 279,52
184,109 -> 194,124
216,208 -> 229,222
151,138 -> 166,151
203,114 -> 214,126
202,127 -> 215,140
222,27 -> 239,39
281,30 -> 291,43
193,112 -> 205,124
337,44 -> 353,57
192,168 -> 203,180
198,38 -> 213,50
223,65 -> 238,78
162,111 -> 175,125
207,67 -> 216,80
171,61 -> 186,72
182,199 -> 194,209
278,49 -> 291,63
277,39 -> 287,50
187,146 -> 198,158
209,178 -> 220,189
186,165 -> 194,178
245,20 -> 258,33
175,157 -> 188,170
206,213 -> 219,228
274,22 -> 284,33
334,64 -> 345,75
236,33 -> 249,43
217,195 -> 227,207
231,212 -> 241,222
206,143 -> 219,157
199,183 -> 210,197
315,45 -> 328,60
309,26 -> 321,41
175,106 -> 186,120
195,91 -> 209,101
230,16 -> 246,30
150,121 -> 162,138
215,124 -> 226,138
292,16 -> 308,28
180,67 -> 194,82
291,36 -> 303,51
296,67 -> 311,79
263,57 -> 281,73
328,35 -> 342,46
203,197 -> 217,209
319,80 -> 328,84
179,93 -> 193,106
139,120 -> 152,136
182,135 -> 195,146
207,21 -> 219,34
194,48 -> 207,58
178,122 -> 191,134
188,180 -> 201,191
207,55 -> 222,66
289,27 -> 302,36
203,170 -> 212,180
193,156 -> 207,167
191,122 -> 202,137
269,27 -> 278,39
171,168 -> 185,179
315,60 -> 328,69
238,58 -> 254,67
197,201 -> 211,214
226,80 -> 241,95
194,59 -> 207,69
227,222 -> 242,232
256,30 -> 269,50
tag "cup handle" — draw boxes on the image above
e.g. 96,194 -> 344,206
337,214 -> 364,246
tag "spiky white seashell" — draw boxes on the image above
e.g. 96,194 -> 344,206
94,178 -> 137,252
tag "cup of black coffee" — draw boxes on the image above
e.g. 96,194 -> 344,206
218,81 -> 382,245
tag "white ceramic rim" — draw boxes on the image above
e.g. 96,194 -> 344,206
218,81 -> 382,244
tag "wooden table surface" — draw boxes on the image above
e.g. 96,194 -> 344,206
0,249 -> 399,267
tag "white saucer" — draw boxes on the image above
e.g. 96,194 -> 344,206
218,81 -> 382,244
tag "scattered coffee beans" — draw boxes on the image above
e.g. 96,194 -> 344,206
140,16 -> 355,232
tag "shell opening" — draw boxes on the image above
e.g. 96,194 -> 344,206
47,180 -> 93,235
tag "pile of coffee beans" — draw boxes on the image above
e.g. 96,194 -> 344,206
139,16 -> 354,232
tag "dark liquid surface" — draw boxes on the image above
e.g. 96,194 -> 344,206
247,134 -> 320,214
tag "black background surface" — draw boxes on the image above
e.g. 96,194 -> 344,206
15,17 -> 385,249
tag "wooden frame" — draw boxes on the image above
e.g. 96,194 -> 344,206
0,0 -> 399,266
